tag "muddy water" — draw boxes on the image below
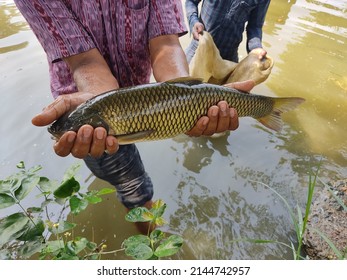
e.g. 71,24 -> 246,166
1,0 -> 346,259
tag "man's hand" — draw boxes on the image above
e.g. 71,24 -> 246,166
192,22 -> 205,40
32,92 -> 119,159
186,80 -> 255,137
251,48 -> 267,60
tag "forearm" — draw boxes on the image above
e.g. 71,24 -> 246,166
150,35 -> 189,82
63,48 -> 119,94
246,0 -> 270,52
185,0 -> 201,32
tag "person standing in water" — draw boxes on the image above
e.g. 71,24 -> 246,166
185,0 -> 271,63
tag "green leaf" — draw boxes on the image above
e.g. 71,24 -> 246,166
152,199 -> 166,216
152,199 -> 166,210
0,213 -> 30,246
38,177 -> 59,193
63,162 -> 82,181
86,241 -> 98,251
16,161 -> 25,169
17,219 -> 45,241
150,200 -> 167,224
49,221 -> 76,234
40,199 -> 54,209
56,252 -> 80,260
27,165 -> 42,174
125,207 -> 153,223
0,193 -> 16,209
17,237 -> 45,259
0,177 -> 23,194
26,207 -> 43,213
150,229 -> 165,244
43,240 -> 65,255
69,196 -> 88,215
15,174 -> 40,201
53,177 -> 80,198
154,217 -> 166,227
142,211 -> 155,221
122,234 -> 154,259
84,193 -> 102,204
123,234 -> 151,248
0,248 -> 11,260
66,237 -> 89,255
96,188 -> 116,196
125,243 -> 153,260
154,235 -> 183,258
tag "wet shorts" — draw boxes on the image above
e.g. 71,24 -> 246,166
84,144 -> 153,209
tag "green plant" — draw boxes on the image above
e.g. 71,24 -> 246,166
0,161 -> 183,260
239,165 -> 346,260
0,161 -> 116,259
122,199 -> 183,260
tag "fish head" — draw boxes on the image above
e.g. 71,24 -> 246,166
48,110 -> 109,139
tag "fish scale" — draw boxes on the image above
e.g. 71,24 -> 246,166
48,78 -> 305,144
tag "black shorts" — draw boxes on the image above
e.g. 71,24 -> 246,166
84,144 -> 153,208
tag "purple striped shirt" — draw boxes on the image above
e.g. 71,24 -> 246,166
14,0 -> 187,98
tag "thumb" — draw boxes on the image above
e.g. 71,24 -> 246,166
32,96 -> 72,127
223,80 -> 255,92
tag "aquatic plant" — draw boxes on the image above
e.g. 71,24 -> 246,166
0,161 -> 182,260
123,199 -> 183,260
234,164 -> 346,260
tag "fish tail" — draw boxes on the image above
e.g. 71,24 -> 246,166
257,97 -> 305,131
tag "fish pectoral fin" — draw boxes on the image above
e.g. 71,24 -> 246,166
116,130 -> 154,144
165,76 -> 203,86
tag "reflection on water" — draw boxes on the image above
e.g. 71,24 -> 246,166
1,0 -> 346,259
266,0 -> 347,160
0,1 -> 28,53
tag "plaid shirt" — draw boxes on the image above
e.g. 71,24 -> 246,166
185,0 -> 270,62
14,0 -> 187,98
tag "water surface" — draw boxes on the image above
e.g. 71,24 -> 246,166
0,0 -> 346,259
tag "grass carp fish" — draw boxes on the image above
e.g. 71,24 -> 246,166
48,78 -> 305,144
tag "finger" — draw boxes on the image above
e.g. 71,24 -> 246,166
89,127 -> 107,158
71,125 -> 93,159
259,49 -> 267,60
224,80 -> 255,92
228,108 -> 239,131
197,24 -> 204,34
215,101 -> 230,133
32,96 -> 72,127
53,131 -> 76,157
203,105 -> 219,136
105,136 -> 119,154
193,29 -> 200,40
185,116 -> 209,137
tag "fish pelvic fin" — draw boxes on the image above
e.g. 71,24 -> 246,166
116,130 -> 154,144
257,97 -> 305,131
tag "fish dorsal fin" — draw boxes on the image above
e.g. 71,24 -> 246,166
165,76 -> 203,86
115,130 -> 154,145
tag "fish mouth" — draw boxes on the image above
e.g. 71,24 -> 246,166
47,126 -> 63,140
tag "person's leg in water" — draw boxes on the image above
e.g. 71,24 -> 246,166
84,144 -> 154,234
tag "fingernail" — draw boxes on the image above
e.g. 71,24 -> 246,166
230,108 -> 235,118
202,118 -> 209,126
212,107 -> 218,117
106,137 -> 114,147
67,133 -> 75,143
220,103 -> 227,116
96,129 -> 105,140
82,128 -> 92,139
